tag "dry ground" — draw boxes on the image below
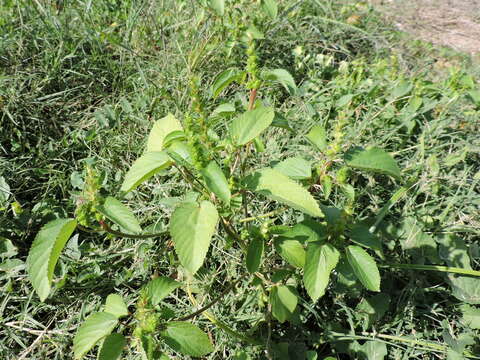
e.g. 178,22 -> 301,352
371,0 -> 480,54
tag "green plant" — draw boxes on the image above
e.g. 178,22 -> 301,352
18,1 -> 480,359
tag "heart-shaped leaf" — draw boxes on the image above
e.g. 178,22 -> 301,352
170,201 -> 218,274
303,243 -> 340,301
161,321 -> 214,356
230,107 -> 274,145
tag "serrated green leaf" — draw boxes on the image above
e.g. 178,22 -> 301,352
246,237 -> 264,273
98,333 -> 125,360
104,294 -> 128,319
97,197 -> 142,234
261,0 -> 278,19
26,218 -> 77,301
146,113 -> 183,152
303,243 -> 340,301
273,157 -> 312,180
263,69 -> 297,94
161,321 -> 214,356
346,245 -> 380,292
306,124 -> 327,151
230,107 -> 274,146
201,161 -> 231,204
170,201 -> 218,274
143,276 -> 181,306
211,68 -> 244,98
73,312 -> 118,359
274,237 -> 305,268
121,151 -> 171,193
460,304 -> 480,329
244,168 -> 322,217
344,147 -> 401,179
270,285 -> 298,323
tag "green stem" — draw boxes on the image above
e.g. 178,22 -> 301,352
175,273 -> 249,322
239,208 -> 286,223
381,263 -> 480,277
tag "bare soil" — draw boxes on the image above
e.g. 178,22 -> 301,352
371,0 -> 480,54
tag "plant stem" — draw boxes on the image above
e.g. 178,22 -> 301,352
381,263 -> 480,277
94,221 -> 165,239
185,283 -> 262,346
176,273 -> 249,322
239,208 -> 286,223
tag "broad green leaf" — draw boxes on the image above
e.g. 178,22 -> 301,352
230,107 -> 274,145
211,68 -> 244,98
209,0 -> 224,16
170,201 -> 218,274
303,243 -> 340,301
467,89 -> 480,107
306,124 -> 327,151
26,218 -> 77,301
121,151 -> 171,193
73,312 -> 118,359
349,223 -> 382,252
438,235 -> 480,304
261,0 -> 278,19
344,147 -> 401,179
460,304 -> 480,329
98,333 -> 125,360
167,141 -> 193,167
263,69 -> 297,94
143,276 -> 181,306
161,321 -> 214,356
243,168 -> 322,217
346,245 -> 380,292
273,157 -> 312,180
245,25 -> 264,40
201,161 -> 231,204
394,217 -> 438,262
146,113 -> 183,152
359,341 -> 388,360
270,285 -> 298,323
274,237 -> 305,268
246,237 -> 264,273
390,79 -> 412,99
355,294 -> 390,330
104,294 -> 128,319
97,197 -> 142,234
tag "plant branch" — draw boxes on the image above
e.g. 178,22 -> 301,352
98,221 -> 164,239
176,273 -> 249,322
